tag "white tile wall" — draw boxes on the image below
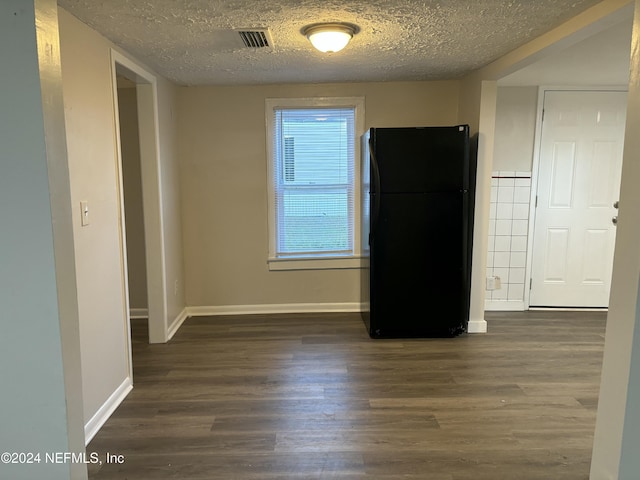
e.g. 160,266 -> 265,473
486,171 -> 531,309
494,236 -> 511,252
512,204 -> 529,220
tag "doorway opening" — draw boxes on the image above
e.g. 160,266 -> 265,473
486,14 -> 632,312
111,51 -> 168,359
116,74 -> 149,321
116,73 -> 150,352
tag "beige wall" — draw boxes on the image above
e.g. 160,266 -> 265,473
156,76 -> 186,325
58,8 -> 185,434
178,81 -> 460,308
493,87 -> 538,172
59,8 -> 130,428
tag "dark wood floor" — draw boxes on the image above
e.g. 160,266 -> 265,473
88,310 -> 606,479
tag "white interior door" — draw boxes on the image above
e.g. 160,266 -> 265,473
530,90 -> 626,307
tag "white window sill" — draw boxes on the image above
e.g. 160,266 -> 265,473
268,255 -> 364,271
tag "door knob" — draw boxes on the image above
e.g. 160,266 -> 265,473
613,201 -> 619,209
612,216 -> 618,225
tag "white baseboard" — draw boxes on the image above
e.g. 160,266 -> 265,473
468,318 -> 488,333
129,308 -> 148,319
84,377 -> 132,445
168,308 -> 189,340
186,302 -> 363,317
529,307 -> 608,312
485,300 -> 526,311
184,303 -> 485,335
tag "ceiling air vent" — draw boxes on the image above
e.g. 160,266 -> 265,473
238,29 -> 272,48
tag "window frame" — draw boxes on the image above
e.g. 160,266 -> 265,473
265,97 -> 365,271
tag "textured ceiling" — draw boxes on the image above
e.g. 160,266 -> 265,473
57,0 -> 606,86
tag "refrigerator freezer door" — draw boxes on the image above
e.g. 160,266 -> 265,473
371,126 -> 469,194
369,191 -> 468,337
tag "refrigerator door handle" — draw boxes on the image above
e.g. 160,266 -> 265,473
369,138 -> 382,234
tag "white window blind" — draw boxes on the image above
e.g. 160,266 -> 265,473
272,107 -> 355,257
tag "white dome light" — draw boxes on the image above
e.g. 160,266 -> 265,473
303,23 -> 357,53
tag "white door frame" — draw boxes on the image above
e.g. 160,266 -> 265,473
524,85 -> 628,310
110,49 -> 168,350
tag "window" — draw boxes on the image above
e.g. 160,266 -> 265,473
266,97 -> 364,270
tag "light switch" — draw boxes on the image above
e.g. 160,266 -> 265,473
80,201 -> 90,226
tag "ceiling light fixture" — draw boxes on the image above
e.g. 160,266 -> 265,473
302,23 -> 358,53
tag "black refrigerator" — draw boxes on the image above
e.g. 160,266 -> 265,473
360,125 -> 475,338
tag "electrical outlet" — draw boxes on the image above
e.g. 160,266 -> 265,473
486,276 -> 495,290
174,279 -> 178,296
486,276 -> 502,291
